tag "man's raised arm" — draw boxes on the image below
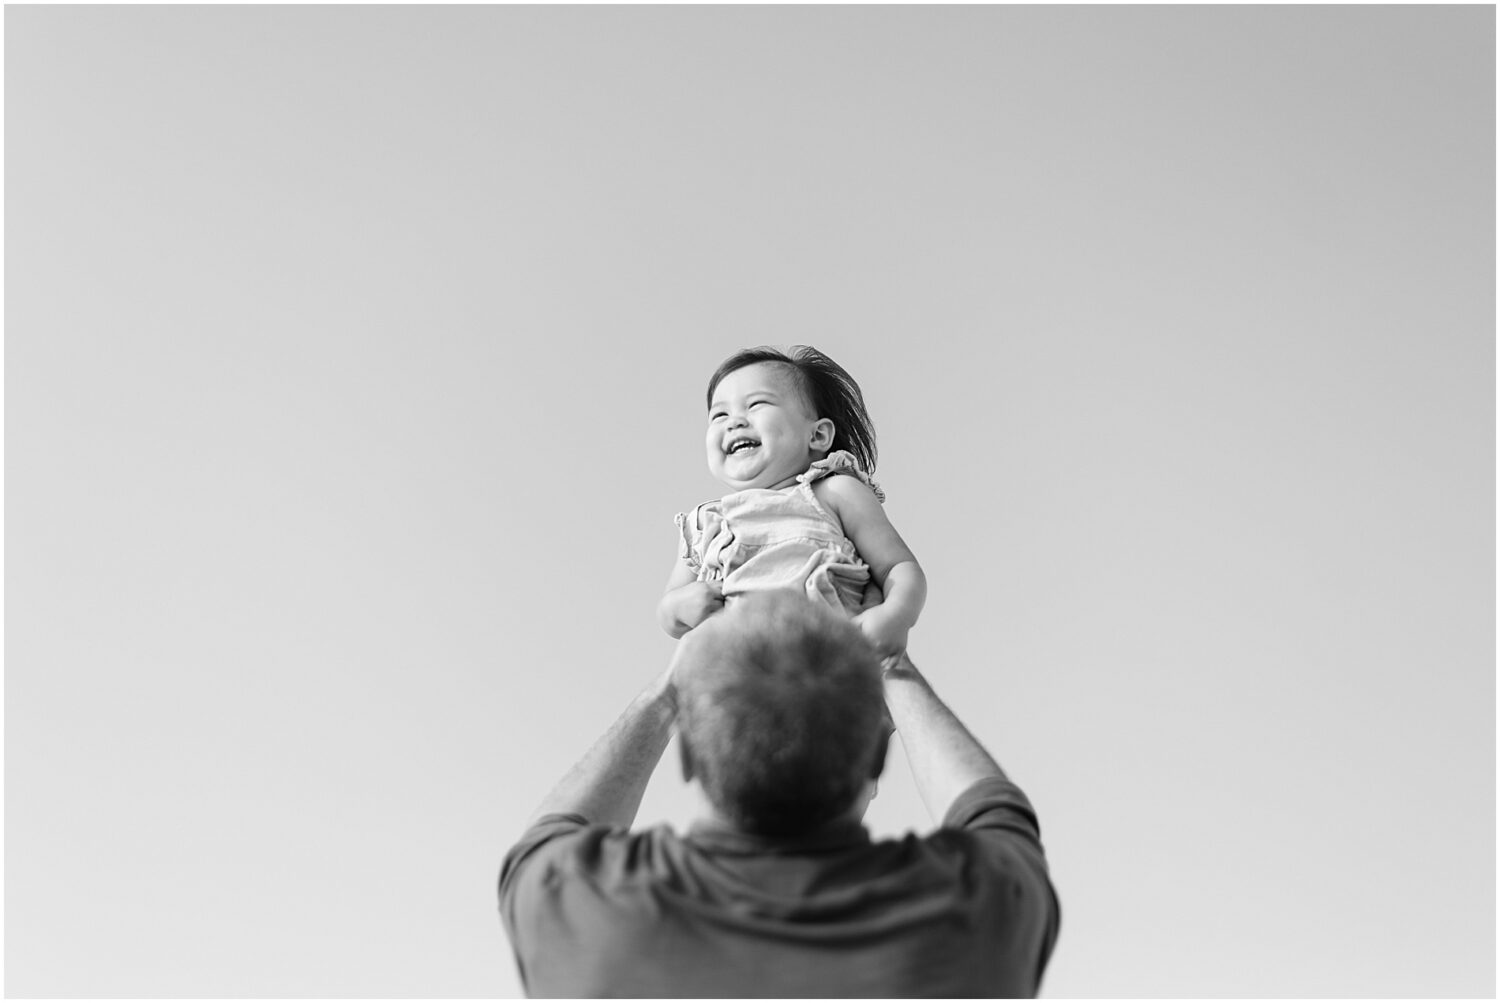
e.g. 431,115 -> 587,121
881,652 -> 1007,824
525,663 -> 677,830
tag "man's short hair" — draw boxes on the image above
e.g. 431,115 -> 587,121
675,591 -> 887,836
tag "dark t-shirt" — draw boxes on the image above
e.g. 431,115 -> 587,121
498,778 -> 1061,997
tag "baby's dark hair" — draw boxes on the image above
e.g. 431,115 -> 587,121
706,346 -> 878,474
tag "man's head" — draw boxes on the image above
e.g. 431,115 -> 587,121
672,592 -> 889,837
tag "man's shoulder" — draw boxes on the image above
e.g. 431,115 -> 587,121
505,811 -> 672,860
499,814 -> 688,901
940,776 -> 1044,836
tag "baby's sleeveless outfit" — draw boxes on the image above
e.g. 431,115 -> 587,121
674,451 -> 886,616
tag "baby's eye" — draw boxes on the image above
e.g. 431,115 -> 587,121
748,400 -> 770,408
709,411 -> 727,422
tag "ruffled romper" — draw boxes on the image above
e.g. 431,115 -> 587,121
674,450 -> 886,616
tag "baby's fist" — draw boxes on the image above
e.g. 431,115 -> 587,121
677,580 -> 726,631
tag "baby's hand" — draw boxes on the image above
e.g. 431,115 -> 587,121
674,580 -> 725,632
855,606 -> 909,660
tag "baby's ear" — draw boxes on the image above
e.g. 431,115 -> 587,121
810,418 -> 835,451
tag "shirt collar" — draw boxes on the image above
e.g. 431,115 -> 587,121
687,814 -> 872,855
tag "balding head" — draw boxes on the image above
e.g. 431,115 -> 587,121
673,591 -> 888,836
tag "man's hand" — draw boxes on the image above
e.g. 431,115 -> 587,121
879,650 -> 916,681
660,580 -> 725,638
855,604 -> 909,660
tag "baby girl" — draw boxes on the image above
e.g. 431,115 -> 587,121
659,346 -> 926,658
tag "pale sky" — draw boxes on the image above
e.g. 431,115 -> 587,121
6,6 -> 1494,997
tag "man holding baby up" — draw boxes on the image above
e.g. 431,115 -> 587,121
498,591 -> 1060,997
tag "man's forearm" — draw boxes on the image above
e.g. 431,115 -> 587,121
883,654 -> 1007,825
528,669 -> 676,829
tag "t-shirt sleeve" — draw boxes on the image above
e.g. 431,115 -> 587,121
496,813 -> 595,993
941,777 -> 1062,991
498,814 -> 588,928
942,776 -> 1044,840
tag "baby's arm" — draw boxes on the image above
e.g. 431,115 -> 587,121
658,559 -> 725,638
813,475 -> 928,658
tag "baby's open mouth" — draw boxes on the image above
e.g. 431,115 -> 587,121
726,438 -> 760,455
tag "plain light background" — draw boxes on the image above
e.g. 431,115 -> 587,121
5,5 -> 1494,998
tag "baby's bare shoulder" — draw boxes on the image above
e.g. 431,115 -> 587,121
810,470 -> 880,513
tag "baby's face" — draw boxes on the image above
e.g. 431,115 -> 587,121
705,363 -> 831,492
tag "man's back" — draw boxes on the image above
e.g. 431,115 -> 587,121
500,777 -> 1060,998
